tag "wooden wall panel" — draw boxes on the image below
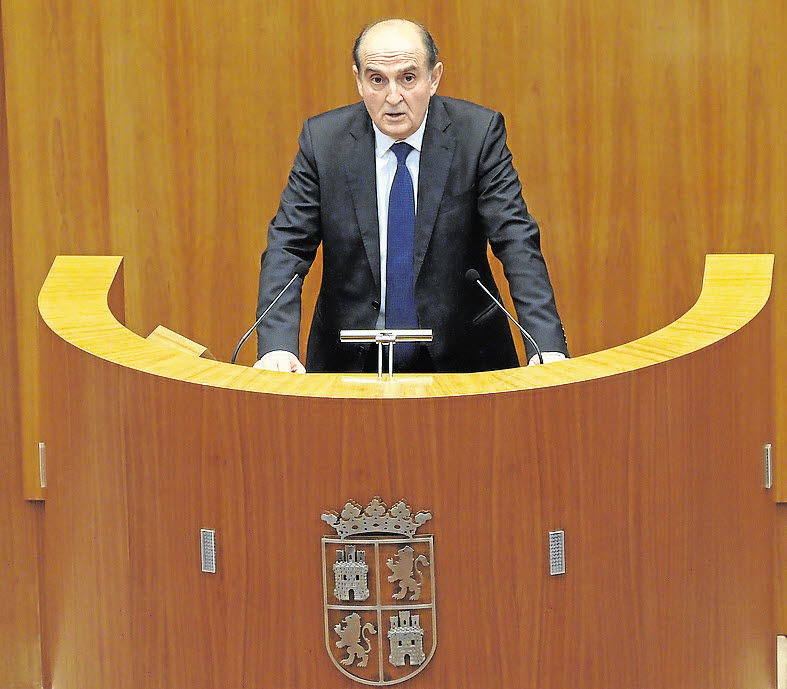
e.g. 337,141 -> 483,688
1,1 -> 782,342
1,0 -> 784,670
2,0 -> 783,472
0,2 -> 42,684
778,505 -> 787,637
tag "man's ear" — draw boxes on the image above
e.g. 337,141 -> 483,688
429,62 -> 444,95
352,64 -> 363,98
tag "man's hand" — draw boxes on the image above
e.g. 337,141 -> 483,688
253,350 -> 306,373
528,351 -> 567,366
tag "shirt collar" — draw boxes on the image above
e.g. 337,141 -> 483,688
372,109 -> 429,158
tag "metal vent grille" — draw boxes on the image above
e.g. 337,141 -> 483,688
200,529 -> 216,574
38,442 -> 48,488
548,530 -> 566,576
764,443 -> 773,490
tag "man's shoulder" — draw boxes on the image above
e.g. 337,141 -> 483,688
433,94 -> 497,117
431,95 -> 499,126
305,101 -> 367,133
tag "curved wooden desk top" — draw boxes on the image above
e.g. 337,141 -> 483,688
38,253 -> 773,398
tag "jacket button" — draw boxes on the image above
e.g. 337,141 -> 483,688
371,300 -> 380,309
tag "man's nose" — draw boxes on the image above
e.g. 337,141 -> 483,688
385,82 -> 403,104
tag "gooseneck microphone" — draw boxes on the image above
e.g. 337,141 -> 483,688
465,268 -> 543,365
230,262 -> 308,365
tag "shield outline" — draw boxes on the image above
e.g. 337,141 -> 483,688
322,535 -> 437,686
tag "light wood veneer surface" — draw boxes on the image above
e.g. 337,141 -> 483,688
39,254 -> 773,399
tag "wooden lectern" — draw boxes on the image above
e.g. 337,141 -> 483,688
36,254 -> 775,689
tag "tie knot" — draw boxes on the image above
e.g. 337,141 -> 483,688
391,141 -> 413,165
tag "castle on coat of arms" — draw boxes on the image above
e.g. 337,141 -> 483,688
333,544 -> 370,602
387,610 -> 426,666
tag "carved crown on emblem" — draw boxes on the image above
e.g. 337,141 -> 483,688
321,497 -> 432,539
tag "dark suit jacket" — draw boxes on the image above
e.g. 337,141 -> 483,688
257,94 -> 568,373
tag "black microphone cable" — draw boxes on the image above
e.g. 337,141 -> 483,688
465,268 -> 543,365
230,262 -> 308,365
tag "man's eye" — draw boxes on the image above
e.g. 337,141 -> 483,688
370,75 -> 383,85
403,74 -> 415,82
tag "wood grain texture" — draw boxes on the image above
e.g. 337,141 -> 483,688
779,506 -> 787,635
2,0 -> 784,479
37,254 -> 773,399
38,303 -> 133,689
0,1 -> 42,684
147,325 -> 215,359
36,255 -> 774,689
2,0 -> 784,674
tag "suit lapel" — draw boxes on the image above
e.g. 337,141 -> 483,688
414,97 -> 455,281
342,108 -> 381,290
341,99 -> 455,290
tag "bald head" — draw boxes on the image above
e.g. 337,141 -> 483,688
351,18 -> 443,139
353,19 -> 439,71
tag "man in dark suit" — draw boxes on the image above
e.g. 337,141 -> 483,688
255,19 -> 567,373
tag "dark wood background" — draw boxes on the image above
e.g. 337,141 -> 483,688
1,2 -> 783,686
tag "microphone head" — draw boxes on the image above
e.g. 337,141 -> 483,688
465,268 -> 481,283
294,261 -> 309,279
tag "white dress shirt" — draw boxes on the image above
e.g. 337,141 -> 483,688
372,112 -> 428,328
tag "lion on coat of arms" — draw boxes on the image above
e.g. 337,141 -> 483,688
387,545 -> 430,600
334,612 -> 376,667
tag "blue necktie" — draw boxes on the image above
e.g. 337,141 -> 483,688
386,142 -> 419,368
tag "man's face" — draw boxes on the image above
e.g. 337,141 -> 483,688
353,22 -> 443,139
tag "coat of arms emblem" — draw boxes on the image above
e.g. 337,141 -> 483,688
321,497 -> 436,685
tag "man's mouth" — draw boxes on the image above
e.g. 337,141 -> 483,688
385,113 -> 405,119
